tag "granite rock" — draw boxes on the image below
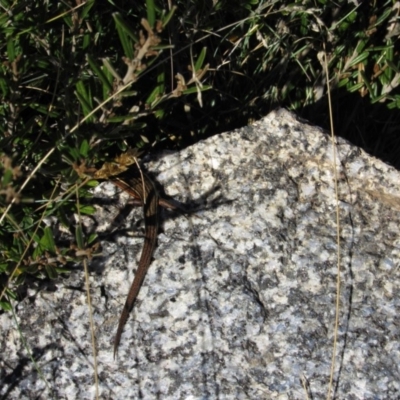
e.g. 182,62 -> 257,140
2,108 -> 400,399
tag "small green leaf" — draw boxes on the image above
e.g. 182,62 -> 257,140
79,139 -> 90,157
0,263 -> 8,273
28,103 -> 59,117
375,7 -> 392,26
338,77 -> 349,87
387,95 -> 400,109
371,94 -> 388,104
7,289 -> 17,301
182,84 -> 212,95
0,301 -> 12,311
0,77 -> 9,96
7,37 -> 16,62
194,47 -> 207,72
162,5 -> 176,27
384,44 -> 394,63
87,233 -> 98,245
54,266 -> 71,274
379,64 -> 392,85
146,0 -> 156,28
63,146 -> 80,162
79,205 -> 96,215
86,180 -> 99,187
75,225 -> 84,249
358,70 -> 374,98
15,274 -> 26,286
45,264 -> 58,279
0,12 -> 9,27
348,82 -> 364,92
386,59 -> 399,74
347,52 -> 369,68
75,87 -> 94,121
2,169 -> 13,186
146,75 -> 165,105
355,40 -> 366,54
75,81 -> 93,108
112,13 -> 138,42
32,232 -> 41,245
154,109 -> 165,119
87,54 -> 113,92
102,58 -> 121,81
42,226 -> 56,252
119,90 -> 139,97
82,34 -> 91,50
113,13 -> 137,59
80,0 -> 95,20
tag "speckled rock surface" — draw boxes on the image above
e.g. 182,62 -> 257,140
2,108 -> 400,399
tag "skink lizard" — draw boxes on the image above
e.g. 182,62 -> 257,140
111,169 -> 176,358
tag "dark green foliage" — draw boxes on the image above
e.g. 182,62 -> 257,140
0,0 -> 399,308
